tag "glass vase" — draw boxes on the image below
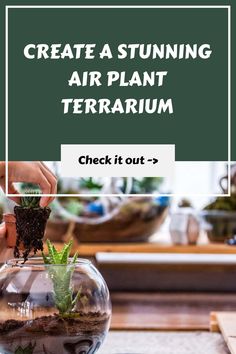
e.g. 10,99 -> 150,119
0,258 -> 111,354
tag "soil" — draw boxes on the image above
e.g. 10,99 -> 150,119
0,312 -> 110,354
14,206 -> 51,261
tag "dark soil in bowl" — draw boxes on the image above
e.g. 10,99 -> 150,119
0,312 -> 110,354
14,206 -> 51,261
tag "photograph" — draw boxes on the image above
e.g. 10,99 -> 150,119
0,1 -> 235,354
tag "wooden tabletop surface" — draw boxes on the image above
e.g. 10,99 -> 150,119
110,292 -> 236,331
44,236 -> 236,331
50,232 -> 236,257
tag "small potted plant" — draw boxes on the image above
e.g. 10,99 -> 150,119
14,193 -> 51,261
0,240 -> 111,354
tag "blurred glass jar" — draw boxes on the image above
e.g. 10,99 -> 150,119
0,258 -> 111,354
170,208 -> 200,245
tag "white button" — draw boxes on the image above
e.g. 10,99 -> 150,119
61,144 -> 175,178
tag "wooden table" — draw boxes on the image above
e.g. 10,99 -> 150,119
110,292 -> 236,331
45,236 -> 236,332
44,234 -> 236,354
50,231 -> 236,257
47,233 -> 236,292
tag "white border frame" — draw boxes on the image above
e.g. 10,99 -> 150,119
5,5 -> 231,198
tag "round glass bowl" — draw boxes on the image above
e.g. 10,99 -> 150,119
0,258 -> 111,354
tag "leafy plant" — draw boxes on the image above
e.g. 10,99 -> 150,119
204,194 -> 236,211
20,190 -> 41,208
134,177 -> 163,193
42,240 -> 81,316
66,200 -> 84,216
20,182 -> 39,193
14,343 -> 36,354
123,177 -> 163,194
79,177 -> 103,190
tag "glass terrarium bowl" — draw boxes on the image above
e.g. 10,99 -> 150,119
0,258 -> 111,354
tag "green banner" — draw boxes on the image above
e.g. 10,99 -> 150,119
0,0 -> 234,161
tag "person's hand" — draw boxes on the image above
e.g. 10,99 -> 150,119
0,223 -> 6,239
0,222 -> 14,263
0,223 -> 7,262
0,162 -> 57,207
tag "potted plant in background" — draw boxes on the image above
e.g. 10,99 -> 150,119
0,240 -> 111,354
201,166 -> 236,243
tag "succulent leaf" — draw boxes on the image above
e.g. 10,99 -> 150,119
14,343 -> 36,354
20,190 -> 41,208
42,252 -> 50,264
43,240 -> 82,316
72,252 -> 78,264
60,240 -> 73,264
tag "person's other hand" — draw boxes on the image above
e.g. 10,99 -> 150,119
0,162 -> 57,207
0,223 -> 6,239
0,223 -> 7,262
0,222 -> 14,263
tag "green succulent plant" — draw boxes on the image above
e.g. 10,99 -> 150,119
20,190 -> 41,208
42,240 -> 82,316
79,177 -> 103,190
204,193 -> 236,211
14,343 -> 36,354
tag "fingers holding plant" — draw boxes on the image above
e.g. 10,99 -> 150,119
0,223 -> 10,263
0,161 -> 57,207
38,162 -> 57,206
0,222 -> 6,238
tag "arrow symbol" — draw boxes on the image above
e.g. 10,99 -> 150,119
153,158 -> 158,164
147,158 -> 159,164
